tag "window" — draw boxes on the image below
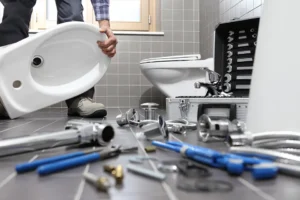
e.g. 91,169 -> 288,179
30,0 -> 157,32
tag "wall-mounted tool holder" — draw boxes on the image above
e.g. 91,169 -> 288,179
214,17 -> 260,97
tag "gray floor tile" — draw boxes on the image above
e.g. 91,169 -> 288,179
0,109 -> 299,200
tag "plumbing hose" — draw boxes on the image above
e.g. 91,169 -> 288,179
277,148 -> 300,156
229,146 -> 300,165
253,140 -> 300,149
229,131 -> 300,146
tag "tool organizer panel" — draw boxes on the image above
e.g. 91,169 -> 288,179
214,17 -> 260,97
166,96 -> 248,123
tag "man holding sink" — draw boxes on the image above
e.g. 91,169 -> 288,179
0,0 -> 117,119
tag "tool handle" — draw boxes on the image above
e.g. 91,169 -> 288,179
37,153 -> 101,175
151,141 -> 180,153
15,152 -> 85,173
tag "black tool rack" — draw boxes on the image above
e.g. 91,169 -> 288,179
214,17 -> 260,97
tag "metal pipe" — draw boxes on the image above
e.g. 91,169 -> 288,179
0,122 -> 114,157
228,131 -> 300,146
253,140 -> 300,149
229,146 -> 300,165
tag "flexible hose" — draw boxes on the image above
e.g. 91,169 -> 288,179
253,140 -> 300,149
277,148 -> 300,156
229,146 -> 300,165
229,131 -> 300,146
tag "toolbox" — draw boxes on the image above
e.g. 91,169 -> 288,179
166,18 -> 259,123
166,96 -> 248,123
214,17 -> 260,97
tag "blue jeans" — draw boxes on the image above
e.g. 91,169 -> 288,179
0,0 -> 95,107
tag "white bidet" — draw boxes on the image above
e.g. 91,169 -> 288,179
0,22 -> 110,119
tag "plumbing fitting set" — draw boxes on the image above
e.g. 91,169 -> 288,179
195,114 -> 300,177
116,103 -> 197,140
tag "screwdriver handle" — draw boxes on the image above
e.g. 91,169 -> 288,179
37,152 -> 101,175
15,152 -> 85,173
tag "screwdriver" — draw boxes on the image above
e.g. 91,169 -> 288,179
83,172 -> 111,192
15,147 -> 106,173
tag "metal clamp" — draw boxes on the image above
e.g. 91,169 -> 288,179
228,37 -> 234,43
224,74 -> 232,83
227,58 -> 232,65
227,51 -> 233,57
223,83 -> 231,93
178,99 -> 190,119
227,44 -> 233,50
226,65 -> 232,73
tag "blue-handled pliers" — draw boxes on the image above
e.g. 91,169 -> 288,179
151,141 -> 278,180
15,145 -> 138,176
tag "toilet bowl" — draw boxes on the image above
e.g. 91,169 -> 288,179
139,54 -> 214,97
0,22 -> 110,119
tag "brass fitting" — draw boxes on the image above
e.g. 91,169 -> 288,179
112,165 -> 124,184
95,177 -> 111,192
103,164 -> 124,184
104,165 -> 115,173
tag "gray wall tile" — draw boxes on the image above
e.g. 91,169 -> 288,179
107,86 -> 118,96
119,86 -> 130,96
119,97 -> 130,107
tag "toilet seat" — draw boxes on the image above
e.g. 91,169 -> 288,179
0,22 -> 110,119
140,54 -> 201,64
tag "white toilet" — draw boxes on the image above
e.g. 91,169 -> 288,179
139,54 -> 214,97
0,22 -> 110,119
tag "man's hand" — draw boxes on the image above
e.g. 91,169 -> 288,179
97,20 -> 117,58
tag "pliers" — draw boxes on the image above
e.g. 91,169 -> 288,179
151,141 -> 278,180
15,145 -> 138,175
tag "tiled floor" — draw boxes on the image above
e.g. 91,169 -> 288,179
0,108 -> 299,200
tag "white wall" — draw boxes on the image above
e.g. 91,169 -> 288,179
0,2 -> 3,23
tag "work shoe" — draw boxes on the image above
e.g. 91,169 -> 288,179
68,97 -> 107,118
0,101 -> 9,119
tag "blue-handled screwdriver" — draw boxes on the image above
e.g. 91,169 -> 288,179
15,147 -> 110,173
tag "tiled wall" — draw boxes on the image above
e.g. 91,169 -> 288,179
50,0 -> 200,109
199,0 -> 219,59
219,0 -> 264,23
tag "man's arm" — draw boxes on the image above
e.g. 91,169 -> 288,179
91,0 -> 117,58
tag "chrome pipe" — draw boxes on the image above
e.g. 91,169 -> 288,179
0,122 -> 114,157
253,140 -> 300,149
229,131 -> 300,146
229,146 -> 300,165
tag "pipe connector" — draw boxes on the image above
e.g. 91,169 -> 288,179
140,115 -> 169,140
72,123 -> 115,146
141,102 -> 159,120
197,114 -> 246,142
116,108 -> 138,126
